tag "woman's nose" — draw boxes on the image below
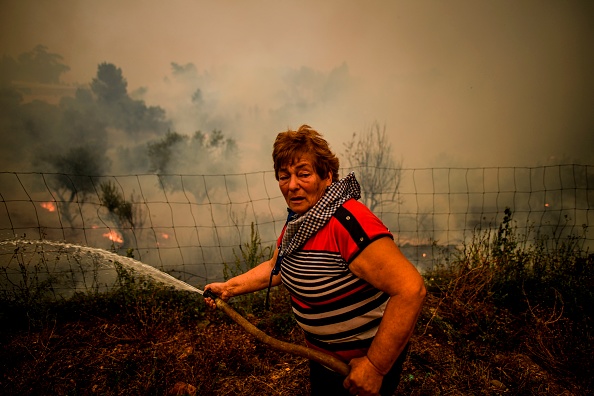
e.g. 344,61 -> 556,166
288,175 -> 300,190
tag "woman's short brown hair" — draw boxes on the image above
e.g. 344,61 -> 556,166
272,125 -> 339,182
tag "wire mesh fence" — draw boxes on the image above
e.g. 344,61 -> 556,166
1,165 -> 592,300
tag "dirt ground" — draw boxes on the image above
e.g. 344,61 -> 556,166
0,287 -> 590,395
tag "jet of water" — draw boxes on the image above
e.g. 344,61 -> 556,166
0,239 -> 205,295
0,239 -> 351,375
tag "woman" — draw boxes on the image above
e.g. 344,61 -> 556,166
205,125 -> 426,396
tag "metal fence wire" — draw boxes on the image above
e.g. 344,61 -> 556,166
1,165 -> 592,299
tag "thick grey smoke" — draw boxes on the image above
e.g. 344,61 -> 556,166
1,2 -> 592,290
2,1 -> 593,170
0,47 -> 362,177
0,48 -> 244,178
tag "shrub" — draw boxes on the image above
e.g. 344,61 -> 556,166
422,208 -> 593,391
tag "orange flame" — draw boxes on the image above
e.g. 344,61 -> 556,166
40,202 -> 56,212
160,232 -> 170,240
103,230 -> 124,244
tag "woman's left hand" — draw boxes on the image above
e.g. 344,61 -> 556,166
342,356 -> 384,396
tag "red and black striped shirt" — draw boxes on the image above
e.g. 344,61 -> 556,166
278,198 -> 394,363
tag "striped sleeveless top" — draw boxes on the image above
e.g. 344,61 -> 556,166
278,198 -> 393,362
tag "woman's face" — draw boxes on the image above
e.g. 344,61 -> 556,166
278,154 -> 332,215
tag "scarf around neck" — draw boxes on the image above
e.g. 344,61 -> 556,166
272,171 -> 361,275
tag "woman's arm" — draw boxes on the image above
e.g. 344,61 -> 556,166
204,247 -> 282,308
345,237 -> 426,395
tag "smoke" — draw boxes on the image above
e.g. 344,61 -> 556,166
0,45 -> 366,211
2,1 -> 594,172
0,52 -> 169,175
1,1 -> 592,289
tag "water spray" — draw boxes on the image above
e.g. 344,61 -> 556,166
1,239 -> 349,376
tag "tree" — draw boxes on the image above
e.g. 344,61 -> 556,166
91,63 -> 128,103
146,129 -> 238,200
342,122 -> 402,212
0,45 -> 70,84
100,181 -> 137,228
147,131 -> 188,174
89,62 -> 170,135
99,180 -> 145,248
46,145 -> 111,231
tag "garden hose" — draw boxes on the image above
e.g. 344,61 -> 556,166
203,289 -> 350,376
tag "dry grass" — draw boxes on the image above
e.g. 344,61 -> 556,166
1,279 -> 591,396
0,288 -> 312,396
1,211 -> 592,395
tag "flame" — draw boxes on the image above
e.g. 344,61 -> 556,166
160,232 -> 170,240
103,230 -> 124,244
40,201 -> 56,212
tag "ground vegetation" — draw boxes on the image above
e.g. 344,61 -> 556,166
1,210 -> 592,395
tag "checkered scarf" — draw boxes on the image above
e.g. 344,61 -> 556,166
272,171 -> 361,275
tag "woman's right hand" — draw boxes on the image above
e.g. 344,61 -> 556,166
203,282 -> 230,309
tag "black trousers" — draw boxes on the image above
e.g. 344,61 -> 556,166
309,345 -> 409,396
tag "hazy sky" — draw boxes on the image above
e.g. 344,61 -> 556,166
1,0 -> 593,170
